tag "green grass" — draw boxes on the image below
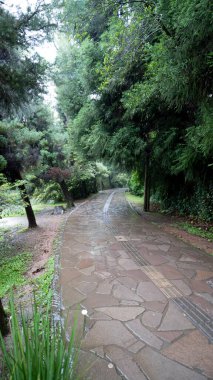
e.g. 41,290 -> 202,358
0,252 -> 32,297
1,201 -> 66,218
0,228 -> 17,265
0,227 -> 10,242
0,295 -> 81,380
32,201 -> 66,213
177,222 -> 213,241
33,257 -> 55,307
125,192 -> 144,206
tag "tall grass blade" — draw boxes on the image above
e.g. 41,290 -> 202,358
0,294 -> 82,380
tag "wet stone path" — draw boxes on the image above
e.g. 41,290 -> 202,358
59,190 -> 213,380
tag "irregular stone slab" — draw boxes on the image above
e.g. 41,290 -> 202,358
78,350 -> 122,380
128,340 -> 145,353
142,253 -> 168,266
120,300 -> 140,306
126,319 -> 163,350
156,330 -> 183,343
180,255 -> 197,262
75,281 -> 97,295
118,259 -> 140,270
179,268 -> 196,279
82,293 -> 119,309
62,287 -> 86,307
143,301 -> 167,313
196,292 -> 213,304
96,280 -> 113,294
135,347 -> 206,380
159,302 -> 194,331
82,321 -> 136,349
189,294 -> 213,317
142,311 -> 162,328
159,244 -> 170,252
117,276 -> 138,289
91,346 -> 105,358
90,311 -> 112,321
163,330 -> 213,378
95,307 -> 145,321
122,269 -> 149,281
105,345 -> 147,380
158,264 -> 184,279
60,268 -> 81,285
113,284 -> 143,302
95,271 -> 112,279
77,258 -> 94,269
137,282 -> 166,302
191,280 -> 212,293
140,243 -> 160,251
117,250 -> 129,259
64,309 -> 85,340
177,262 -> 207,271
61,258 -> 76,268
171,280 -> 192,296
79,265 -> 95,276
195,270 -> 213,281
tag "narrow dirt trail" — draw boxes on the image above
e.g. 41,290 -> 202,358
59,190 -> 213,380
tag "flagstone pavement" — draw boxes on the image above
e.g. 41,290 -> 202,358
59,190 -> 213,380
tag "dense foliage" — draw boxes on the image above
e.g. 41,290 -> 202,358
54,0 -> 213,220
0,0 -> 212,221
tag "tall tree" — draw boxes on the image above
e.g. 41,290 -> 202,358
0,1 -> 55,225
54,0 -> 213,219
0,120 -> 43,227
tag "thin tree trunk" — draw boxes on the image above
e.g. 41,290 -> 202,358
108,175 -> 113,189
13,169 -> 37,228
0,298 -> 9,336
59,180 -> 74,207
143,152 -> 150,212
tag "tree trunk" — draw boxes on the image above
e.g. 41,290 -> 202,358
60,180 -> 74,207
9,168 -> 37,228
143,152 -> 150,212
0,298 -> 9,336
108,174 -> 113,189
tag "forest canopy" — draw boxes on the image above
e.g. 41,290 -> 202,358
54,0 -> 213,220
0,0 -> 212,222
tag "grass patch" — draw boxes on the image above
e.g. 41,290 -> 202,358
0,252 -> 32,297
32,202 -> 66,213
0,295 -> 81,380
33,257 -> 55,307
125,192 -> 144,206
1,202 -> 66,218
0,228 -> 17,265
177,222 -> 213,241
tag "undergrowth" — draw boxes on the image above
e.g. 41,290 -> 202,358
0,252 -> 32,298
33,257 -> 55,307
0,227 -> 14,263
177,222 -> 213,242
1,201 -> 66,218
125,192 -> 144,206
0,295 -> 81,380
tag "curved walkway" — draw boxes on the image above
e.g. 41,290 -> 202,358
59,190 -> 213,380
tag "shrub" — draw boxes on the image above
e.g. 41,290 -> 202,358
33,182 -> 64,203
0,295 -> 81,380
128,171 -> 144,196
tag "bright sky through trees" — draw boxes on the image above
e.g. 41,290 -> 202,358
4,0 -> 57,63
